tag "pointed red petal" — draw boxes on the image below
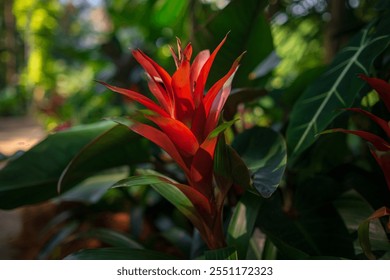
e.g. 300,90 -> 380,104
193,34 -> 228,107
171,54 -> 194,124
345,108 -> 390,138
202,54 -> 242,137
146,115 -> 199,157
182,42 -> 192,62
331,128 -> 390,151
369,148 -> 390,191
145,76 -> 173,115
129,122 -> 189,172
190,50 -> 210,91
132,50 -> 174,109
359,74 -> 390,112
98,81 -> 169,117
203,54 -> 242,113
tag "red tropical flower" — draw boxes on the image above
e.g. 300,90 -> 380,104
329,74 -> 390,191
101,35 -> 243,249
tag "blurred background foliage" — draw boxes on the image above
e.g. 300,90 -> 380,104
1,0 -> 381,129
1,0 -> 390,259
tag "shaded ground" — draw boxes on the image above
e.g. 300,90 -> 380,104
0,116 -> 46,259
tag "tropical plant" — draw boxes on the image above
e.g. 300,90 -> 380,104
1,0 -> 390,260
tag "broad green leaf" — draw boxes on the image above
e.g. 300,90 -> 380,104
0,121 -> 116,209
58,123 -> 148,193
78,228 -> 143,249
279,66 -> 326,108
232,126 -> 287,198
194,0 -> 273,87
286,19 -> 390,163
227,190 -> 262,259
205,246 -> 238,260
64,247 -> 176,260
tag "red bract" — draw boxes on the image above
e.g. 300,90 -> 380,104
330,75 -> 390,191
101,36 -> 243,249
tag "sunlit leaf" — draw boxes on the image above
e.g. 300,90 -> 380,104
286,19 -> 390,163
227,190 -> 262,259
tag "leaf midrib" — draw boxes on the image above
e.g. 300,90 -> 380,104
292,30 -> 369,155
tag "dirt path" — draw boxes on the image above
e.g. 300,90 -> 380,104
0,116 -> 46,157
0,116 -> 46,259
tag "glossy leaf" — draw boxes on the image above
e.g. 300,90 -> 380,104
64,247 -> 175,260
194,0 -> 273,87
286,20 -> 390,163
0,121 -> 117,209
227,190 -> 262,259
55,171 -> 128,204
232,126 -> 287,198
58,122 -> 149,193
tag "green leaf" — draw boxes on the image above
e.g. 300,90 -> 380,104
55,171 -> 128,204
232,126 -> 287,198
64,247 -> 176,260
194,0 -> 273,87
78,228 -> 143,249
0,121 -> 116,209
151,0 -> 188,27
58,123 -> 148,193
227,190 -> 262,259
286,20 -> 390,163
205,246 -> 238,260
